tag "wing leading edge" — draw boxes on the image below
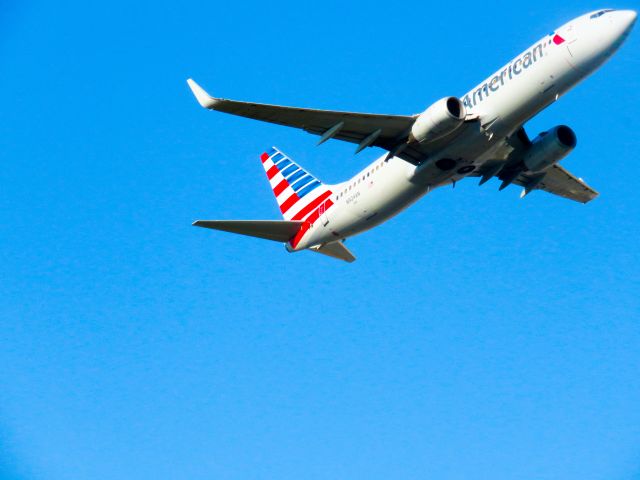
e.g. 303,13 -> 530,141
193,220 -> 303,242
186,79 -> 432,164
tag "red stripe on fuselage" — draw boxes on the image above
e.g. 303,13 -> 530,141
280,193 -> 300,213
266,165 -> 279,180
291,190 -> 332,221
290,199 -> 334,248
273,179 -> 288,197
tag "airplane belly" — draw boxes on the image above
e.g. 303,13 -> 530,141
304,158 -> 427,243
343,175 -> 426,237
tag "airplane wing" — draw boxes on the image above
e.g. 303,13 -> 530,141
512,165 -> 599,203
187,79 -> 434,164
476,127 -> 599,203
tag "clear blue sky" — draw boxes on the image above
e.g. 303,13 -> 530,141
1,1 -> 639,479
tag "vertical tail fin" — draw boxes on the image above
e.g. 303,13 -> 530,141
260,147 -> 333,222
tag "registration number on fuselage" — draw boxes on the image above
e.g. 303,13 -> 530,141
346,191 -> 360,204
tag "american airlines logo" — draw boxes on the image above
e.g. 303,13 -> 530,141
462,34 -> 564,109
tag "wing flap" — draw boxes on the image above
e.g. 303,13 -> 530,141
515,164 -> 599,203
193,220 -> 303,242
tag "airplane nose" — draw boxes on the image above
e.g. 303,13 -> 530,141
619,10 -> 637,30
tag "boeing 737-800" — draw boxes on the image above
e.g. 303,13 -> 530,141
188,9 -> 636,262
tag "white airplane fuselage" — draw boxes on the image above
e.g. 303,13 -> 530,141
291,9 -> 636,251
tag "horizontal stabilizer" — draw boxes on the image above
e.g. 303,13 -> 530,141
193,220 -> 303,242
310,241 -> 356,263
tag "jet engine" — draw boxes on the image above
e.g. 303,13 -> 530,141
410,97 -> 466,143
523,125 -> 577,173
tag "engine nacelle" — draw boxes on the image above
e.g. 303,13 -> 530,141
410,97 -> 466,143
523,125 -> 577,173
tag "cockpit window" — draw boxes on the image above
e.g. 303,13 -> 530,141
590,9 -> 614,19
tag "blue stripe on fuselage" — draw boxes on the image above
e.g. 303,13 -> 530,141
275,158 -> 292,169
270,152 -> 284,163
297,180 -> 321,198
287,170 -> 305,183
281,164 -> 298,177
292,175 -> 314,191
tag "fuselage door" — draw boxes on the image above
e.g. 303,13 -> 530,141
556,23 -> 581,65
319,202 -> 329,226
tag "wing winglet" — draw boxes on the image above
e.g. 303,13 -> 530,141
187,78 -> 218,109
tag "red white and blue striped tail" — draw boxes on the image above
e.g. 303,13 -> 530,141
260,147 -> 333,222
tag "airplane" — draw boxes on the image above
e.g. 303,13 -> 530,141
188,9 -> 636,263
